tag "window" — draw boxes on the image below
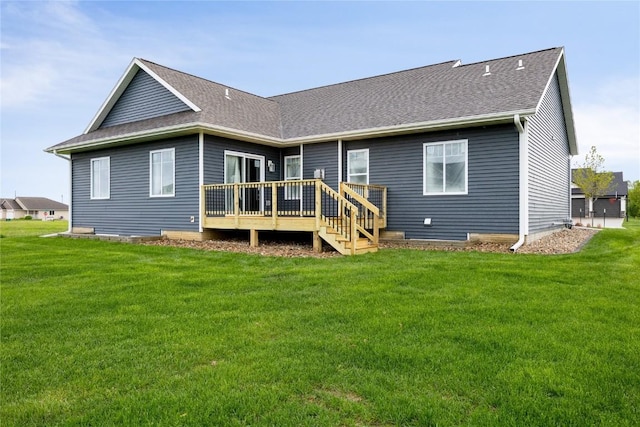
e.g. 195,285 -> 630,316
347,149 -> 369,184
423,140 -> 467,195
91,157 -> 110,199
224,151 -> 265,212
150,148 -> 175,197
284,155 -> 301,199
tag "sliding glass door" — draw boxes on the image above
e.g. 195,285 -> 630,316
224,151 -> 264,212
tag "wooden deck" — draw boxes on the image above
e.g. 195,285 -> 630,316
201,179 -> 386,255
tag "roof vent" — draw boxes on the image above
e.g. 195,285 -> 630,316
482,65 -> 491,76
224,88 -> 231,100
516,59 -> 525,70
452,60 -> 462,68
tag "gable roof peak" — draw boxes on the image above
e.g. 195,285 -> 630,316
83,57 -> 202,134
136,58 -> 276,104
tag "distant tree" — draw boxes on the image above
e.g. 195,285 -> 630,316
628,180 -> 640,218
573,146 -> 614,220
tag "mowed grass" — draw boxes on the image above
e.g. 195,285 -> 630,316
1,220 -> 639,426
0,219 -> 68,238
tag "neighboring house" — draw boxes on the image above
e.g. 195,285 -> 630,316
571,170 -> 628,221
45,47 -> 577,254
1,197 -> 69,220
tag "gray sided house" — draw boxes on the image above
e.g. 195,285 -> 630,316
571,170 -> 628,220
46,47 -> 577,254
1,197 -> 69,220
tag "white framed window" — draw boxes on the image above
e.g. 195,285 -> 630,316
423,139 -> 468,195
150,148 -> 175,197
90,157 -> 110,199
224,150 -> 265,212
284,155 -> 301,200
347,149 -> 369,184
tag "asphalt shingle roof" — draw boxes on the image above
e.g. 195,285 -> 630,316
140,59 -> 283,138
270,48 -> 560,138
46,47 -> 566,152
1,197 -> 68,210
16,197 -> 69,210
0,199 -> 22,210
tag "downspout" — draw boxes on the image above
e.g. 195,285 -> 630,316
53,150 -> 72,233
510,114 -> 528,252
299,144 -> 304,214
198,131 -> 204,232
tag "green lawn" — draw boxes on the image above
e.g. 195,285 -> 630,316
0,219 -> 68,238
1,220 -> 639,426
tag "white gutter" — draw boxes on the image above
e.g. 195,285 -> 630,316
48,109 -> 537,155
53,150 -> 70,161
510,114 -> 528,252
53,150 -> 72,233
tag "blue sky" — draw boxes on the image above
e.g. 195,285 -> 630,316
1,1 -> 639,203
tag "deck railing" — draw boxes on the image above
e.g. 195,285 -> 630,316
341,182 -> 387,229
203,179 -> 321,218
318,182 -> 359,246
202,179 -> 386,252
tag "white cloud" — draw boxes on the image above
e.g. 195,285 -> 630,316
573,76 -> 640,182
1,2 -> 110,111
0,62 -> 57,108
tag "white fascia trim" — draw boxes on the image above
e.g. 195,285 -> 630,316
535,49 -> 564,114
534,48 -> 578,156
57,110 -> 536,154
288,109 -> 536,145
50,122 -> 283,154
556,56 -> 578,155
83,58 -> 201,134
84,58 -> 139,134
136,59 -> 201,113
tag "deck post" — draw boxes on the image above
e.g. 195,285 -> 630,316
383,186 -> 388,227
373,214 -> 379,245
200,185 -> 205,227
312,231 -> 322,253
250,229 -> 259,247
350,207 -> 357,255
271,182 -> 277,229
234,183 -> 239,227
315,180 -> 321,230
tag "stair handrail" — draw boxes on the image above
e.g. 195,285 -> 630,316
340,183 -> 380,245
318,181 -> 360,252
340,183 -> 380,216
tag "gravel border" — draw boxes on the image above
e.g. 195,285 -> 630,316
143,227 -> 600,257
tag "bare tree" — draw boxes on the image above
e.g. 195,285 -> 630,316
573,146 -> 614,225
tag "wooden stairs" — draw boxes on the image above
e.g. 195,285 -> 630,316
318,224 -> 378,255
201,179 -> 385,256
